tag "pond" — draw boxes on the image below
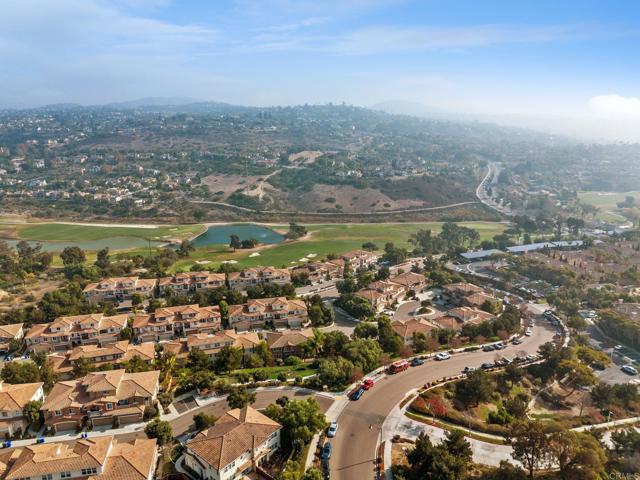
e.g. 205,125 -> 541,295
193,224 -> 284,247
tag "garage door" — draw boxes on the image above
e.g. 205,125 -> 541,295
91,417 -> 113,428
54,421 -> 78,432
118,414 -> 142,425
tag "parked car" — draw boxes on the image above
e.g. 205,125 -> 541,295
483,345 -> 495,352
481,362 -> 494,370
361,378 -> 375,390
36,438 -> 45,444
621,365 -> 638,376
435,352 -> 451,361
351,388 -> 365,401
462,366 -> 476,374
526,354 -> 538,361
327,422 -> 339,437
494,342 -> 506,350
321,443 -> 332,461
512,338 -> 523,345
525,329 -> 533,336
614,345 -> 624,351
410,358 -> 425,367
1,441 -> 11,449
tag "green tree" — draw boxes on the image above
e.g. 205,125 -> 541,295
193,412 -> 217,431
229,234 -> 241,252
227,386 -> 256,409
353,322 -> 378,339
377,316 -> 403,355
1,361 -> 40,384
548,430 -> 606,480
264,398 -> 326,449
72,357 -> 96,378
301,468 -> 324,480
144,419 -> 173,445
95,247 -> 110,269
187,347 -> 212,371
455,369 -> 495,408
60,246 -> 86,266
22,400 -> 43,428
213,346 -> 243,373
318,357 -> 354,389
124,354 -> 151,373
342,338 -> 382,373
509,420 -> 550,480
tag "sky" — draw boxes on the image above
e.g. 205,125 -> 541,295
1,0 -> 640,141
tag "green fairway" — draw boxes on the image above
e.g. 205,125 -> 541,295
578,191 -> 640,211
169,221 -> 506,272
16,223 -> 204,242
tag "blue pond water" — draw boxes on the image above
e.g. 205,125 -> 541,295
193,224 -> 284,246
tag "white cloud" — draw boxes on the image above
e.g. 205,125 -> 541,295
330,24 -> 594,55
589,94 -> 640,117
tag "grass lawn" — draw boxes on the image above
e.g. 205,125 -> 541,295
227,364 -> 317,381
15,223 -> 203,242
169,221 -> 506,272
578,191 -> 640,211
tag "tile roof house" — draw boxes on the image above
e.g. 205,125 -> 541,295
339,250 -> 380,269
264,329 -> 315,359
41,370 -> 160,432
391,319 -> 435,345
186,330 -> 261,359
185,406 -> 281,480
447,307 -> 495,325
157,271 -> 225,296
291,261 -> 344,283
0,324 -> 24,355
25,314 -> 129,352
356,280 -> 406,312
228,297 -> 308,331
390,272 -> 429,291
0,381 -> 44,437
442,282 -> 486,305
0,436 -> 158,480
227,267 -> 291,291
463,292 -> 500,309
83,277 -> 157,303
132,304 -> 221,343
49,341 -> 156,379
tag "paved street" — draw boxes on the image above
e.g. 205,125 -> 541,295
329,316 -> 557,480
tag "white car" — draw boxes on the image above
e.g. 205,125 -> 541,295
435,352 -> 451,361
525,329 -> 533,337
327,422 -> 339,437
621,365 -> 638,376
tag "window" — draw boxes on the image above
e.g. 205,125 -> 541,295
81,468 -> 97,475
41,475 -> 53,480
54,410 -> 62,417
106,403 -> 113,410
61,472 -> 71,478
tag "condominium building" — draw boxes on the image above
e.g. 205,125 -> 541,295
41,370 -> 160,432
0,381 -> 44,437
132,304 -> 221,343
227,267 -> 290,291
157,271 -> 225,296
25,314 -> 129,352
228,297 -> 308,331
83,276 -> 157,303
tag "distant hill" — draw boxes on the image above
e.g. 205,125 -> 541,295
103,96 -> 203,108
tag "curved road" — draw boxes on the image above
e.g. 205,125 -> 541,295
330,316 -> 558,480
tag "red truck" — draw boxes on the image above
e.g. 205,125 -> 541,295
388,359 -> 410,374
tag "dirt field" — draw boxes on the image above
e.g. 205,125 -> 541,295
288,150 -> 324,165
295,184 -> 425,213
202,174 -> 267,200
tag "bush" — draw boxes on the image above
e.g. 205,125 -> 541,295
143,405 -> 159,420
253,370 -> 268,382
285,355 -> 302,366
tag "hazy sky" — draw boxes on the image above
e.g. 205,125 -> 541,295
2,0 -> 640,140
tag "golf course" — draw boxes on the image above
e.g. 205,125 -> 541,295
0,220 -> 506,270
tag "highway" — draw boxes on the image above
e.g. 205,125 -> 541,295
329,315 -> 558,480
